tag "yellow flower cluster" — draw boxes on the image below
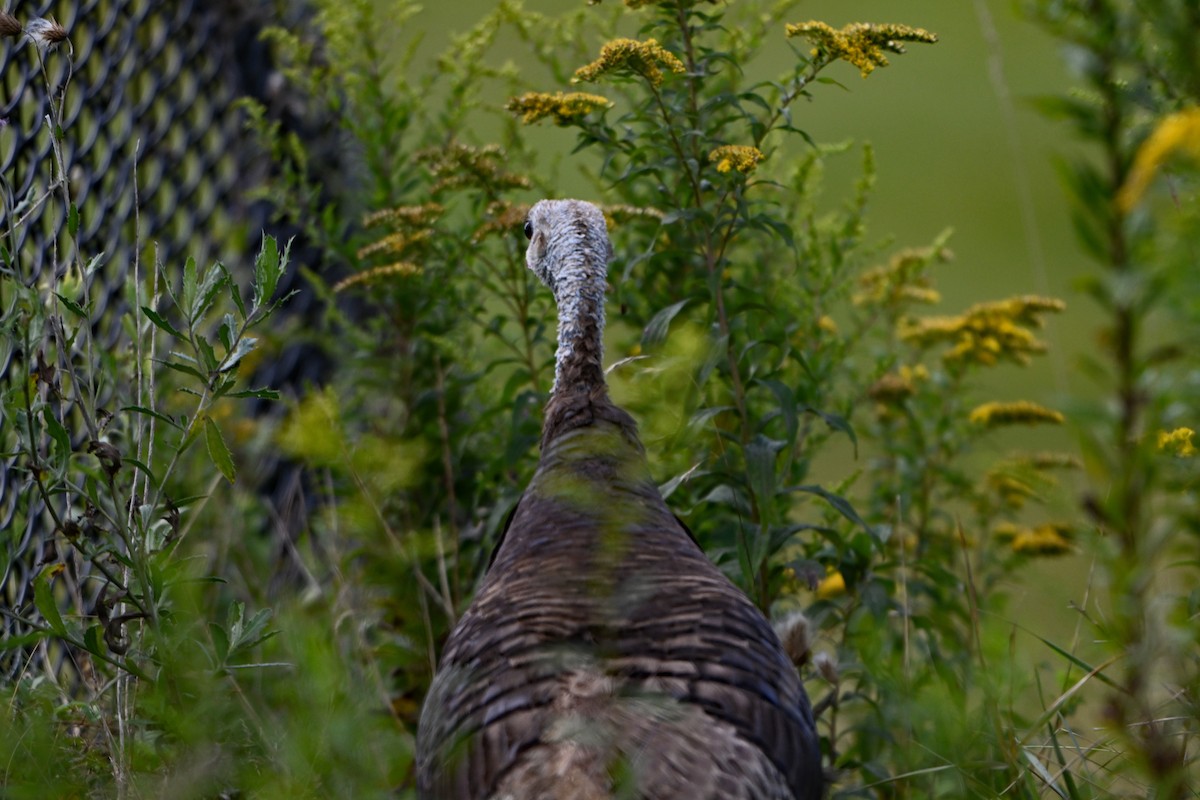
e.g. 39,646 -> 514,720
816,570 -> 846,599
708,144 -> 765,175
1118,107 -> 1200,211
356,230 -> 432,261
599,204 -> 666,232
354,203 -> 441,279
868,372 -> 914,404
333,262 -> 421,293
362,202 -> 443,230
901,295 -> 1065,367
969,400 -> 1064,429
1157,427 -> 1197,457
993,522 -> 1073,556
574,38 -> 686,87
506,91 -> 613,126
786,20 -> 937,78
868,365 -> 929,414
986,473 -> 1037,509
419,143 -> 532,194
472,200 -> 532,243
853,245 -> 950,307
982,451 -> 1078,510
1026,451 -> 1084,470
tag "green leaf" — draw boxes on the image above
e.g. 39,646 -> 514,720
210,621 -> 230,663
761,379 -> 799,449
67,203 -> 79,237
218,313 -> 236,351
642,299 -> 690,347
806,406 -> 858,455
141,306 -> 183,339
55,293 -> 88,318
41,407 -> 71,458
122,404 -> 183,430
786,484 -> 875,541
124,457 -> 160,484
84,253 -> 105,278
253,235 -> 281,313
84,624 -> 105,656
195,335 -> 219,373
221,336 -> 257,373
204,417 -> 236,483
745,434 -> 783,527
34,567 -> 67,636
659,463 -> 703,501
158,359 -> 207,382
228,387 -> 280,400
182,256 -> 197,322
221,263 -> 247,320
191,262 -> 228,322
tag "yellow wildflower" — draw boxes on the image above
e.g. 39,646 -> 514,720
991,521 -> 1021,542
1009,522 -> 1073,556
853,244 -> 951,307
1118,107 -> 1200,211
985,472 -> 1038,509
362,203 -> 443,230
419,143 -> 531,193
868,371 -> 914,404
1157,427 -> 1197,457
786,20 -> 937,78
333,262 -> 421,293
355,229 -> 431,261
1027,452 -> 1083,470
708,144 -> 765,175
506,91 -> 613,125
898,363 -> 929,383
601,204 -> 666,229
816,569 -> 846,599
982,452 -> 1078,511
817,315 -> 838,334
574,38 -> 686,87
969,400 -> 1064,428
901,295 -> 1065,367
472,201 -> 532,243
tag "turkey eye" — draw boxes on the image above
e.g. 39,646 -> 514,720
523,220 -> 533,240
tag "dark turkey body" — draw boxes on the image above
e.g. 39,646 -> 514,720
416,414 -> 822,800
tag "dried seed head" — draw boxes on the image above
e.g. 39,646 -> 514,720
774,611 -> 812,667
0,12 -> 21,38
25,17 -> 68,48
813,651 -> 839,684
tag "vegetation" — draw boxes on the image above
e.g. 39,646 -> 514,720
1,0 -> 1196,797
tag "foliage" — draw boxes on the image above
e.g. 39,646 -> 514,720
1017,0 -> 1200,796
0,0 -> 1196,798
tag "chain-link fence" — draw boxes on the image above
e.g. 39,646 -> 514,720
1,0 -> 327,682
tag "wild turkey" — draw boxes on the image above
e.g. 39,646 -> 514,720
416,199 -> 823,799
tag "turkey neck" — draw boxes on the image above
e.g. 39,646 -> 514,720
548,233 -> 608,399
